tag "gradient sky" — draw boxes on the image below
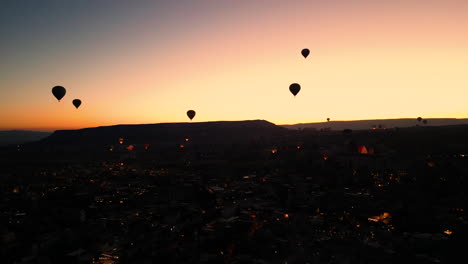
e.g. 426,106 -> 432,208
1,0 -> 467,131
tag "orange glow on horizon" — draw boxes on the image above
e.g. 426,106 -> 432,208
0,1 -> 467,130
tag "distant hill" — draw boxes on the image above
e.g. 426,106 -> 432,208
281,118 -> 468,130
0,130 -> 52,146
39,120 -> 286,149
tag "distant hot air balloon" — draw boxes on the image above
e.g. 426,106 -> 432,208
289,83 -> 301,97
301,48 -> 310,58
417,117 -> 422,123
187,110 -> 196,120
52,86 -> 66,102
327,118 -> 330,122
72,99 -> 82,109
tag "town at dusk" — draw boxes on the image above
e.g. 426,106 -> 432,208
1,1 -> 468,263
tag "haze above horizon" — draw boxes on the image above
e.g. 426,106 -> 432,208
1,0 -> 467,131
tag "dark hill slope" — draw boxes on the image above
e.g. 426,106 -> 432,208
39,120 -> 286,148
0,130 -> 51,146
282,118 -> 468,131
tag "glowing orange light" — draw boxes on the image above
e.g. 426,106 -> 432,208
271,149 -> 278,154
368,212 -> 392,224
444,230 -> 453,235
283,213 -> 289,219
118,138 -> 124,144
179,144 -> 185,149
126,145 -> 134,151
185,138 -> 189,142
323,155 -> 328,160
12,188 -> 19,193
382,212 -> 390,218
296,145 -> 301,149
358,145 -> 368,154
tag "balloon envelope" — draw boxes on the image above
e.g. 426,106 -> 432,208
52,86 -> 66,101
289,83 -> 301,96
301,49 -> 310,58
72,99 -> 82,109
187,110 -> 196,120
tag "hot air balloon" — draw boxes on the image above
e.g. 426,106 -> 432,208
187,110 -> 196,120
327,118 -> 330,122
301,48 -> 310,58
52,86 -> 66,101
72,99 -> 81,109
289,83 -> 301,97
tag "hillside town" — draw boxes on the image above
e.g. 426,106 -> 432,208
1,124 -> 468,263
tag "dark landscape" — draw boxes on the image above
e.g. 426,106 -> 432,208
1,120 -> 468,263
2,1 -> 467,263
0,131 -> 52,147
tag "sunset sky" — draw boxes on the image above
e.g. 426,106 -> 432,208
1,0 -> 467,131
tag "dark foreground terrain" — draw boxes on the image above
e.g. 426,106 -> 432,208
1,120 -> 468,263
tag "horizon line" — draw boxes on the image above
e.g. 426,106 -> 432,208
1,117 -> 468,132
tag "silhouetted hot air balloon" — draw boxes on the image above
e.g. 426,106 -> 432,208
289,83 -> 301,97
72,99 -> 82,109
52,86 -> 66,102
301,48 -> 310,58
417,117 -> 422,123
327,118 -> 330,122
187,110 -> 196,120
